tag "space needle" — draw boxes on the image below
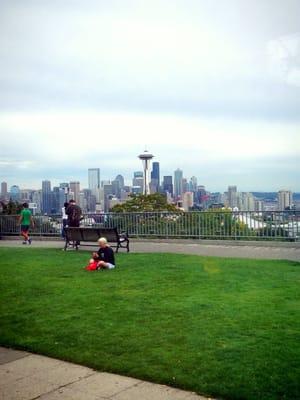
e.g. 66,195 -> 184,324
138,149 -> 154,195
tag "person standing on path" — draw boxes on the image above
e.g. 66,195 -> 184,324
18,203 -> 34,244
66,199 -> 82,246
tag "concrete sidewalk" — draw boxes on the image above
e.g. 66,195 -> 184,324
0,347 -> 209,400
1,237 -> 300,261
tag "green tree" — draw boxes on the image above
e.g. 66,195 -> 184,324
111,193 -> 179,212
0,200 -> 23,215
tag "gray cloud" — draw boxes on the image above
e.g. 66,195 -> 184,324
0,1 -> 299,191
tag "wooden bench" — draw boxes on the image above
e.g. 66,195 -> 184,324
63,227 -> 129,252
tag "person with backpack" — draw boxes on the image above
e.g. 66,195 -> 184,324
66,199 -> 82,246
66,199 -> 82,227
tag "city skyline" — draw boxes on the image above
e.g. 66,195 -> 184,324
0,1 -> 299,191
2,172 -> 296,215
2,167 -> 298,195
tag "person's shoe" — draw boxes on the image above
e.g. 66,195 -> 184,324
28,238 -> 32,245
22,241 -> 27,245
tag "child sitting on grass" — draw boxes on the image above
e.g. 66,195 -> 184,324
85,237 -> 115,271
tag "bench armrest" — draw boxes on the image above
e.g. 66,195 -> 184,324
119,231 -> 129,240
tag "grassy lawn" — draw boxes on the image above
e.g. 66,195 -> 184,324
0,247 -> 299,400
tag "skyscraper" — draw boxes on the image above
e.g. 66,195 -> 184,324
162,176 -> 173,196
83,189 -> 96,212
114,175 -> 124,190
1,182 -> 8,201
182,192 -> 194,211
103,184 -> 113,212
133,171 -> 144,190
228,185 -> 237,208
70,181 -> 80,203
52,186 -> 66,213
278,190 -> 293,210
88,168 -> 100,203
111,179 -> 120,199
42,180 -> 52,214
150,162 -> 160,193
10,185 -> 21,202
112,175 -> 125,199
174,168 -> 183,199
59,182 -> 70,202
189,176 -> 197,193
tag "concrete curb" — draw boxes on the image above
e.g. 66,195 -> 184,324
0,347 -> 210,400
1,235 -> 299,247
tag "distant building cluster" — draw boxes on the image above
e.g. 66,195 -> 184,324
0,162 -> 297,214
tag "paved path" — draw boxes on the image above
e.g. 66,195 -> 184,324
131,239 -> 300,261
0,347 -> 209,400
1,238 -> 300,261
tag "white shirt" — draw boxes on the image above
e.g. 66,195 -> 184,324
62,206 -> 68,220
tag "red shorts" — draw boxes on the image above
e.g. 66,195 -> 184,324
85,261 -> 98,271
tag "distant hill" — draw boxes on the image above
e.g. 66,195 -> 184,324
251,192 -> 277,201
293,193 -> 300,201
251,192 -> 300,201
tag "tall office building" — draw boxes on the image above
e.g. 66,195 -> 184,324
255,200 -> 264,212
10,185 -> 21,202
88,168 -> 100,203
114,175 -> 125,190
42,180 -> 52,214
59,182 -> 71,202
82,189 -> 96,212
70,181 -> 80,203
228,185 -> 238,208
1,181 -> 7,194
52,187 -> 66,213
189,176 -> 197,193
182,192 -> 194,211
32,190 -> 42,214
132,171 -> 144,190
196,185 -> 206,205
111,175 -> 124,199
239,192 -> 255,211
174,168 -> 183,199
278,190 -> 293,210
150,162 -> 160,193
111,179 -> 121,199
103,184 -> 113,212
1,182 -> 8,200
162,176 -> 173,196
182,178 -> 188,193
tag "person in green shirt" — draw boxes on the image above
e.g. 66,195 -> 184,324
18,203 -> 34,244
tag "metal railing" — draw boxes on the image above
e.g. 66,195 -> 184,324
1,210 -> 299,241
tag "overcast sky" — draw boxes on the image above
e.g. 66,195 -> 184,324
0,0 -> 299,192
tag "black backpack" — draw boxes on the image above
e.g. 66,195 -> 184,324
69,205 -> 82,224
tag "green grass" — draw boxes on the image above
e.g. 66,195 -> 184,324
0,247 -> 299,400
